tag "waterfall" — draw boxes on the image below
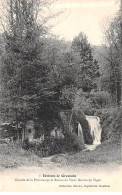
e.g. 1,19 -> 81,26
78,115 -> 102,151
78,123 -> 84,145
85,115 -> 102,145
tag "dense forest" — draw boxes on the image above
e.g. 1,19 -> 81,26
0,0 -> 121,156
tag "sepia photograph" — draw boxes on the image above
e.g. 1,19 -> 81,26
0,0 -> 121,192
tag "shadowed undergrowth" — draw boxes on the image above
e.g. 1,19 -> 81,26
0,143 -> 42,168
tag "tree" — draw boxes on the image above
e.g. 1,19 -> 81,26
104,11 -> 121,105
71,32 -> 100,92
1,0 -> 62,140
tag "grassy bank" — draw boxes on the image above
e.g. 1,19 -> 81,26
0,140 -> 121,169
0,143 -> 42,169
52,141 -> 121,166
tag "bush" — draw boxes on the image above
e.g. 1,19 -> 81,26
63,130 -> 84,152
22,129 -> 84,157
95,107 -> 121,142
72,89 -> 111,116
78,98 -> 95,115
38,131 -> 84,156
90,91 -> 110,108
37,137 -> 64,156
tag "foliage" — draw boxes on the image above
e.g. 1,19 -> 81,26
59,85 -> 76,109
90,90 -> 111,108
22,130 -> 84,157
99,11 -> 121,106
95,107 -> 121,143
0,143 -> 42,168
0,0 -> 64,133
106,11 -> 121,105
71,32 -> 100,92
0,1 -> 101,149
63,130 -> 84,152
1,0 -> 47,119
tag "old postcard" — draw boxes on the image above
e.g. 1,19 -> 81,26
0,0 -> 122,192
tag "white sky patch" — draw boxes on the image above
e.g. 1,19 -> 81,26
54,1 -> 116,9
0,0 -> 120,46
50,0 -> 119,45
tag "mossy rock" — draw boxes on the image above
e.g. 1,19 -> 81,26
71,107 -> 93,145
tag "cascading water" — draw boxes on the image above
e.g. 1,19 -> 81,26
78,115 -> 102,151
85,115 -> 102,144
78,123 -> 84,144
